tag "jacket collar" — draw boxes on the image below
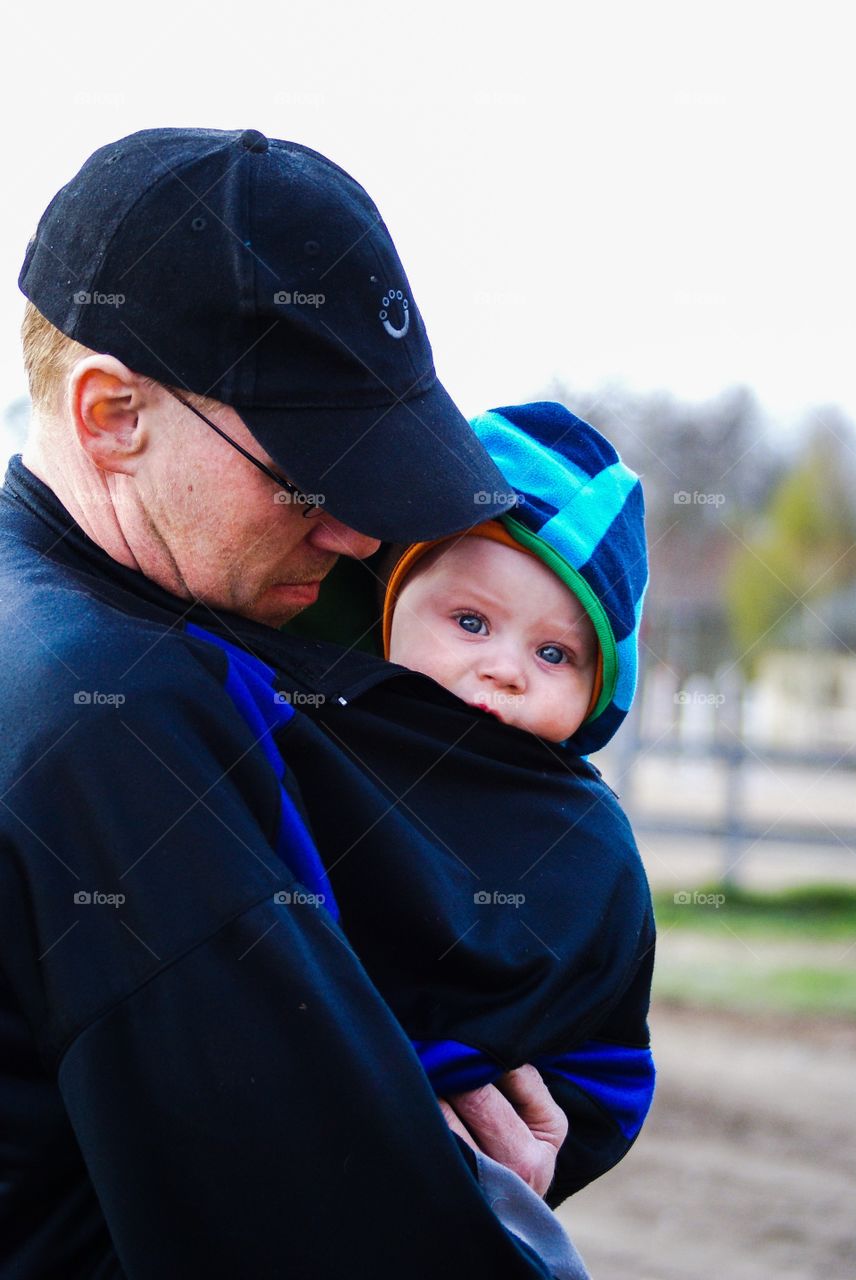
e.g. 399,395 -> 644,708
0,454 -> 403,704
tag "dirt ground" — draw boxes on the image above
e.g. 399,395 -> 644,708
555,1001 -> 856,1280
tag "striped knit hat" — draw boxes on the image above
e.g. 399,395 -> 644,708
476,402 -> 647,753
384,402 -> 648,755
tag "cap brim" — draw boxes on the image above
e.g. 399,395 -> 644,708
237,379 -> 518,542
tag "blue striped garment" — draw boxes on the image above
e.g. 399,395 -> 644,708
470,402 -> 648,756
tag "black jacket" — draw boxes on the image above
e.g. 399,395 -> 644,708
280,648 -> 656,1207
0,458 -> 562,1279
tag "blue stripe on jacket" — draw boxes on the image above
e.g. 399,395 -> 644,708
413,1038 -> 654,1141
536,1042 -> 655,1140
185,623 -> 340,922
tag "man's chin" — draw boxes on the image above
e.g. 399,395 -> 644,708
267,580 -> 322,607
247,580 -> 323,627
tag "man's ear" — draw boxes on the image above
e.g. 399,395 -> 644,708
68,355 -> 154,474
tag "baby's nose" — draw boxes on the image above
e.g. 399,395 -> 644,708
478,649 -> 526,692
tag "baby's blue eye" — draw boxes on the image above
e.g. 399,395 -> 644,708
456,613 -> 487,635
537,644 -> 567,665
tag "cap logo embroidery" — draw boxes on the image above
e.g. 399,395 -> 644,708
379,289 -> 410,339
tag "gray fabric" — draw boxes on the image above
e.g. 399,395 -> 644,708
475,1152 -> 591,1280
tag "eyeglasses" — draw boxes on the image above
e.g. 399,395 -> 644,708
165,387 -> 323,517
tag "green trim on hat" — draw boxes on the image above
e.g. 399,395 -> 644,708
502,514 -> 617,721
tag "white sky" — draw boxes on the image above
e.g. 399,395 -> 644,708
2,0 -> 854,449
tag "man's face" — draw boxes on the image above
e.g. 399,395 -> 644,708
133,392 -> 381,626
388,537 -> 598,742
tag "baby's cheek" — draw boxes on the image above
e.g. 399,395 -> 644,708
436,656 -> 472,695
415,643 -> 464,692
548,680 -> 591,739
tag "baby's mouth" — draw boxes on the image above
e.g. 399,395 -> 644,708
469,701 -> 504,723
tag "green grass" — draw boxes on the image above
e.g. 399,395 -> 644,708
654,961 -> 856,1017
651,883 -> 856,1016
653,882 -> 856,939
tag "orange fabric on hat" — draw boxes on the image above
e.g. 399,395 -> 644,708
382,520 -> 604,723
585,646 -> 604,721
382,521 -> 536,658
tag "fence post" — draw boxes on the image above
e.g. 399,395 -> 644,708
614,657 -> 645,809
719,670 -> 746,885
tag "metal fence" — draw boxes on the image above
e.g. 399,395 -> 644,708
604,671 -> 856,884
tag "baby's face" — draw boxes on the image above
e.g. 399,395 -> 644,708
388,537 -> 598,742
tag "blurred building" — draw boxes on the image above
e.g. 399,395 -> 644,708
746,650 -> 856,750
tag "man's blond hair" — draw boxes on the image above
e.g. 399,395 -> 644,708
21,301 -> 221,419
21,301 -> 92,416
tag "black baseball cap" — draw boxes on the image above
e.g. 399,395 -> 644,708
19,127 -> 517,542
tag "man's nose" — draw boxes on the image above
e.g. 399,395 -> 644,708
305,512 -> 381,560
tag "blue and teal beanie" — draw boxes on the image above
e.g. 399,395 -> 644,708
470,402 -> 648,755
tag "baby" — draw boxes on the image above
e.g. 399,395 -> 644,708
281,401 -> 655,1207
384,524 -> 601,744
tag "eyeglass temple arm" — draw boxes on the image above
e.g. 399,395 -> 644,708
164,388 -> 297,493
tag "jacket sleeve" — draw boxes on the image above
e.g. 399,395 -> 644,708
538,936 -> 656,1207
0,649 -> 556,1280
411,942 -> 655,1209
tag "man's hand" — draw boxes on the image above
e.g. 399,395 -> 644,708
439,1064 -> 568,1197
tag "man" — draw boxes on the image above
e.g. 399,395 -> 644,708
0,129 -> 588,1278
